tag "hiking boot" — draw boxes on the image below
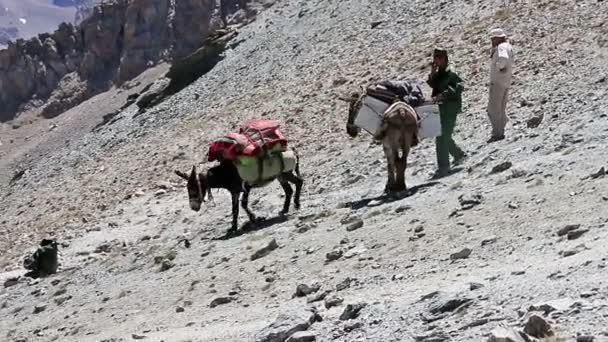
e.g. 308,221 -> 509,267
431,168 -> 450,180
487,135 -> 505,143
453,154 -> 467,166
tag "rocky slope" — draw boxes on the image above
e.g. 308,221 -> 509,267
1,0 -> 608,341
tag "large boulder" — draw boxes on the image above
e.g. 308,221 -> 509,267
255,306 -> 317,342
487,327 -> 530,342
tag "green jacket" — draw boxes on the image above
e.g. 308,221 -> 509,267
426,68 -> 464,117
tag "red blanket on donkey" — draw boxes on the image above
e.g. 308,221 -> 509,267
208,119 -> 288,162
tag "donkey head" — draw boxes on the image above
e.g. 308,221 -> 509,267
343,91 -> 363,138
175,166 -> 212,212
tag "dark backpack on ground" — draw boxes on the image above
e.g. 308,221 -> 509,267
23,239 -> 58,278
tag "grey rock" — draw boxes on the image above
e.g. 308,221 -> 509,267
54,296 -> 72,305
296,223 -> 315,234
557,224 -> 581,236
254,307 -> 317,342
343,321 -> 363,332
251,239 -> 279,261
395,205 -> 411,213
469,283 -> 484,291
176,306 -> 185,313
94,242 -> 112,254
529,298 -> 577,314
344,246 -> 367,259
420,291 -> 441,301
325,248 -> 343,263
392,274 -> 405,281
527,114 -> 543,128
3,277 -> 20,288
590,167 -> 606,179
295,283 -> 321,298
429,297 -> 472,314
160,259 -> 175,272
458,193 -> 483,210
415,331 -> 451,342
524,314 -> 553,338
568,229 -> 589,240
210,296 -> 235,308
450,248 -> 472,260
487,327 -> 529,342
340,215 -> 360,225
346,219 -> 364,232
491,162 -> 513,174
33,304 -> 47,314
481,236 -> 497,246
286,331 -> 317,342
306,290 -> 329,304
460,318 -> 491,330
324,295 -> 344,309
577,336 -> 595,342
336,278 -> 353,291
339,303 -> 367,320
561,246 -> 584,257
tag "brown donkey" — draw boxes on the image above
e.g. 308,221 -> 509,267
345,93 -> 418,193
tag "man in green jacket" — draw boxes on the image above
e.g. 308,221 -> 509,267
427,48 -> 466,178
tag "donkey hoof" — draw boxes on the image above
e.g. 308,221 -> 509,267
393,185 -> 407,193
253,216 -> 266,224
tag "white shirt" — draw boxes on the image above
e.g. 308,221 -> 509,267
490,41 -> 514,88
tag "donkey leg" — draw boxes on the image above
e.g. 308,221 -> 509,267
230,191 -> 240,232
395,149 -> 408,192
241,184 -> 258,223
277,176 -> 294,215
383,142 -> 396,193
283,172 -> 303,210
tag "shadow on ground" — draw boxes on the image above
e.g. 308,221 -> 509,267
214,215 -> 290,240
348,181 -> 442,210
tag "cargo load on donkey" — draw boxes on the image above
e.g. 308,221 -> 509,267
208,119 -> 295,185
366,80 -> 425,107
353,79 -> 442,140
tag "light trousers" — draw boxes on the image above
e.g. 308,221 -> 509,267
487,84 -> 510,137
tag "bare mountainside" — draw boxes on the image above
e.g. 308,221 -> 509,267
1,0 -> 608,341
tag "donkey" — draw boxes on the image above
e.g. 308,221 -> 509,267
344,92 -> 418,193
175,155 -> 303,233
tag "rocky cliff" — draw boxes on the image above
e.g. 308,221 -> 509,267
0,0 -> 80,48
0,0 -> 229,121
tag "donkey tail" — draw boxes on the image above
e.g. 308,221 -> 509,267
292,147 -> 301,178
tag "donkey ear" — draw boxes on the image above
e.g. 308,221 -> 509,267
175,170 -> 189,180
189,166 -> 198,181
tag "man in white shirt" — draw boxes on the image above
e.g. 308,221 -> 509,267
487,28 -> 514,143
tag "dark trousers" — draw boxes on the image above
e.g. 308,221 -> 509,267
435,113 -> 465,171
